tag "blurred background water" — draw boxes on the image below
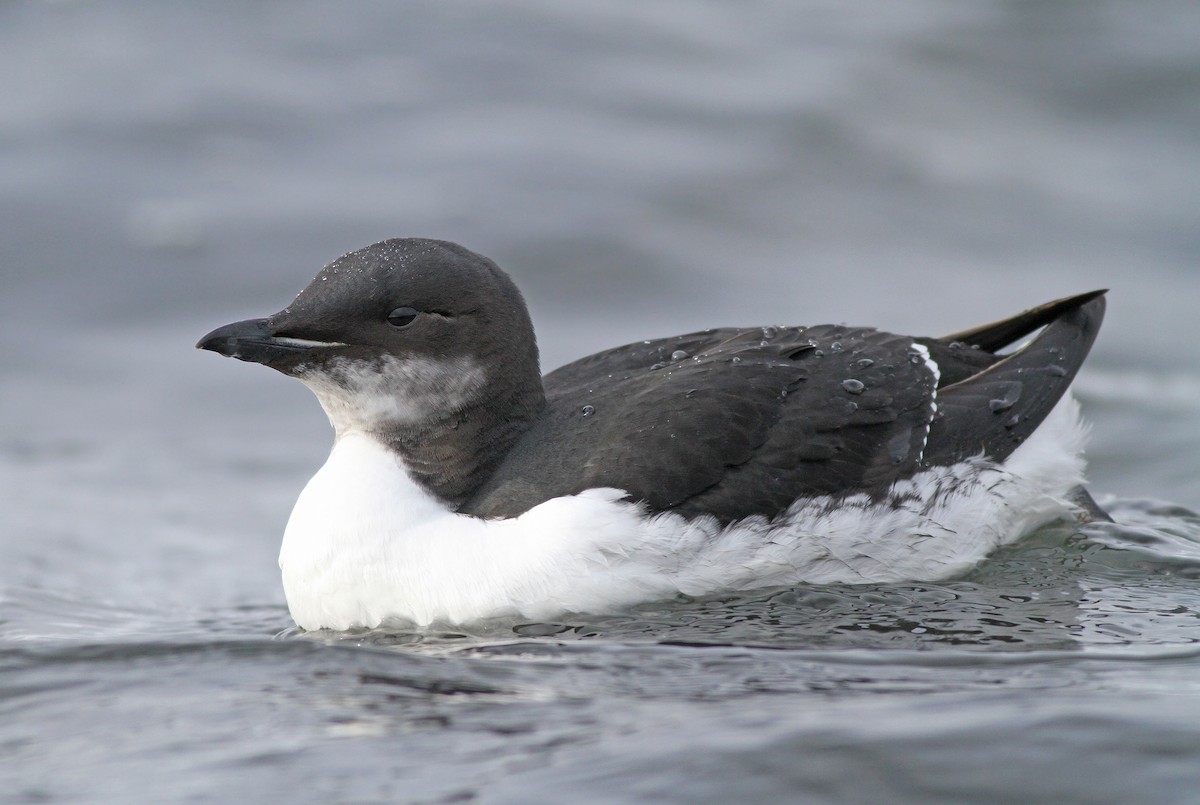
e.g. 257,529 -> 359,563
2,1 -> 1199,802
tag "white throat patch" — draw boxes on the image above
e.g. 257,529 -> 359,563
298,355 -> 486,436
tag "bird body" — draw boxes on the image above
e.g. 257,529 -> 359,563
198,238 -> 1106,630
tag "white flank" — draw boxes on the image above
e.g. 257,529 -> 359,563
279,395 -> 1090,630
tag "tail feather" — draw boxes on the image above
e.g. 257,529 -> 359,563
923,293 -> 1106,468
939,289 -> 1107,353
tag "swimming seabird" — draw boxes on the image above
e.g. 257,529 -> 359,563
197,238 -> 1106,630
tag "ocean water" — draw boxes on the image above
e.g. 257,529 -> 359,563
3,2 -> 1200,802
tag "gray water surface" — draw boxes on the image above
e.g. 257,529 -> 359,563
4,2 -> 1200,803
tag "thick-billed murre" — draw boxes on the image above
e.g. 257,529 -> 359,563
198,238 -> 1106,630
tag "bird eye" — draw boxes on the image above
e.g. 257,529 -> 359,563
387,307 -> 418,327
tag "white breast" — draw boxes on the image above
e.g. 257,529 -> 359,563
279,397 -> 1090,630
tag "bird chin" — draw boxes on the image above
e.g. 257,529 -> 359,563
296,354 -> 487,435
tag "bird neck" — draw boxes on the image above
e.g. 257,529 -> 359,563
373,377 -> 547,509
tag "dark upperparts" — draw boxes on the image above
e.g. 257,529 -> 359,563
462,290 -> 1104,521
198,239 -> 1106,523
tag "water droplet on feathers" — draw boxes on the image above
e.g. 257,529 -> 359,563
886,428 -> 912,464
988,382 -> 1023,413
671,349 -> 689,361
842,379 -> 865,394
580,405 -> 595,416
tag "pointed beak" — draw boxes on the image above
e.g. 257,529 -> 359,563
197,318 -> 346,367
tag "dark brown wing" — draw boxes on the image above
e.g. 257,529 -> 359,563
461,291 -> 1105,523
463,326 -> 939,521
